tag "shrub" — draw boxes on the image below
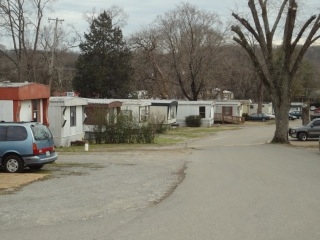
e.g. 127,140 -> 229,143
148,113 -> 167,133
242,113 -> 249,121
185,115 -> 202,127
90,112 -> 157,144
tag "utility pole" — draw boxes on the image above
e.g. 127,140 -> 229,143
48,17 -> 64,90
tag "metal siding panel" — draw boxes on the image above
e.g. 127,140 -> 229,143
0,100 -> 13,121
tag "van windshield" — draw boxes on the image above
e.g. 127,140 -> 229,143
31,124 -> 52,140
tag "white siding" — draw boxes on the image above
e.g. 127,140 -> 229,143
0,100 -> 13,121
249,103 -> 273,115
48,97 -> 87,147
215,102 -> 242,117
176,101 -> 214,127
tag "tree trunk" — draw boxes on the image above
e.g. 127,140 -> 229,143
271,88 -> 291,144
257,81 -> 263,113
302,104 -> 310,125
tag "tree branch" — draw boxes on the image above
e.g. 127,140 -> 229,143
231,25 -> 271,91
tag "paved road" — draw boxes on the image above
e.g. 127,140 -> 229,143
1,122 -> 320,239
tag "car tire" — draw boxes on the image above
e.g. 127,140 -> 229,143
298,132 -> 307,141
4,155 -> 24,173
28,165 -> 44,170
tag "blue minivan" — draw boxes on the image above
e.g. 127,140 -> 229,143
0,122 -> 58,173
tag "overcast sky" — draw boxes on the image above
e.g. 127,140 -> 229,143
48,1 -> 319,37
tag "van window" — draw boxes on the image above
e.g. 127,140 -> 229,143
7,126 -> 28,141
31,124 -> 52,140
0,126 -> 6,141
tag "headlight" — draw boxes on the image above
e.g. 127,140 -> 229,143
290,129 -> 296,133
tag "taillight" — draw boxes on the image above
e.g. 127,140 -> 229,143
33,143 -> 40,155
33,143 -> 54,155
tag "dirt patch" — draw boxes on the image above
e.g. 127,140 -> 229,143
0,173 -> 48,194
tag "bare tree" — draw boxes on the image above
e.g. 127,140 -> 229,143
129,28 -> 172,99
155,2 -> 226,100
83,5 -> 128,30
0,0 -> 54,82
136,3 -> 223,100
231,0 -> 320,143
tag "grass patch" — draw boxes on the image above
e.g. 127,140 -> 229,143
155,125 -> 240,145
55,125 -> 239,152
161,126 -> 238,138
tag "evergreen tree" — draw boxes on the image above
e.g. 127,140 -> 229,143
73,11 -> 133,98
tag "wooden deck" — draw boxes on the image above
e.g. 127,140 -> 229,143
214,113 -> 244,124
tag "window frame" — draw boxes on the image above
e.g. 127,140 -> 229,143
199,106 -> 206,118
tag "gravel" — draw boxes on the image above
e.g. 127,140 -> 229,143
0,148 -> 188,230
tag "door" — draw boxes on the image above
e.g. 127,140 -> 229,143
308,119 -> 320,138
32,100 -> 40,122
222,106 -> 233,116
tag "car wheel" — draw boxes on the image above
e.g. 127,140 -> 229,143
28,165 -> 44,170
298,132 -> 307,141
4,155 -> 24,173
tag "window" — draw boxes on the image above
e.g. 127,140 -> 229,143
70,106 -> 76,127
170,106 -> 176,119
31,124 -> 52,140
199,106 -> 206,118
140,106 -> 149,122
313,120 -> 320,127
0,126 -> 6,141
7,126 -> 27,141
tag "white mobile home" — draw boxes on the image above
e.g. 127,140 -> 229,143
214,101 -> 243,123
176,100 -> 215,127
249,102 -> 273,115
119,99 -> 152,122
48,97 -> 88,147
290,102 -> 303,111
84,99 -> 123,140
239,99 -> 253,115
148,100 -> 178,125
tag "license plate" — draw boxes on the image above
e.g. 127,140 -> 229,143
46,151 -> 50,156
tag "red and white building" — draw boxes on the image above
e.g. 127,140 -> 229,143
0,81 -> 50,125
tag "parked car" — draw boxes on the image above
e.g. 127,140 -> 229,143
0,122 -> 58,173
288,118 -> 320,141
289,113 -> 297,120
289,110 -> 302,119
248,113 -> 271,121
266,113 -> 275,119
314,108 -> 320,114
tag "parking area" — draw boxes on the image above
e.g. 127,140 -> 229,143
0,120 -> 318,193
